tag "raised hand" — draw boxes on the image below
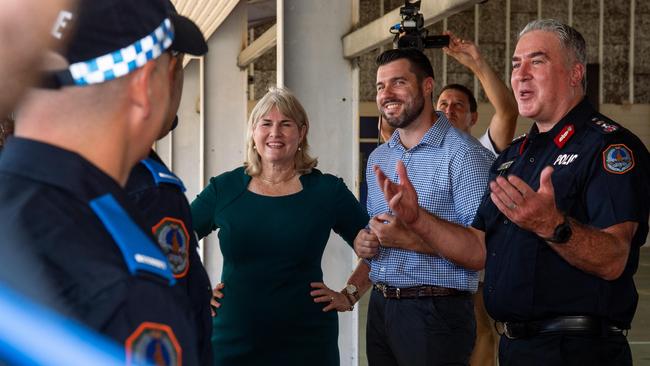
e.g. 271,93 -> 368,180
443,31 -> 482,71
374,161 -> 420,225
489,166 -> 562,238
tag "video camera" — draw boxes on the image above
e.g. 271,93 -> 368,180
390,0 -> 450,50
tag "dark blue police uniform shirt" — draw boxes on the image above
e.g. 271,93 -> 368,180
0,140 -> 61,311
126,150 -> 213,366
0,137 -> 199,365
472,99 -> 650,329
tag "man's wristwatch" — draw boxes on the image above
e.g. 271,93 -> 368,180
543,215 -> 572,244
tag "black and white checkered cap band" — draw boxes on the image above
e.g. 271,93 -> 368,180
68,18 -> 174,86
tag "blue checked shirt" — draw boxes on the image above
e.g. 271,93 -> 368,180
366,112 -> 495,292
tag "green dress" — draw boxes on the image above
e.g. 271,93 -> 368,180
191,167 -> 368,366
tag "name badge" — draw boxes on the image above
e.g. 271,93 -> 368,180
553,154 -> 579,166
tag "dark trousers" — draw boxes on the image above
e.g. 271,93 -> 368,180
366,289 -> 476,366
499,333 -> 632,366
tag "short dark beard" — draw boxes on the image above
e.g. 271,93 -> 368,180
382,87 -> 425,129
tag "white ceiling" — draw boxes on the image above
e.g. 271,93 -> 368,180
171,0 -> 241,42
171,0 -> 276,42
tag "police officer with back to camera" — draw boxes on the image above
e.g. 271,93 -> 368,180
369,19 -> 649,365
124,2 -> 213,364
0,0 -> 208,364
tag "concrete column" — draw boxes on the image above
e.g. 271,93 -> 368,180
282,1 -> 360,365
172,58 -> 203,201
202,2 -> 248,283
156,58 -> 204,257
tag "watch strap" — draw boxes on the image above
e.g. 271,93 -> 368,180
543,215 -> 572,244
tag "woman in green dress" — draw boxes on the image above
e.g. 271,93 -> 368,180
191,87 -> 371,366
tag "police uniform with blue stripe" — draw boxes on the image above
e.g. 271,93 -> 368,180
126,150 -> 213,366
0,138 -> 199,365
472,99 -> 650,364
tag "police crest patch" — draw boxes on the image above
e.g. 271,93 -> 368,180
152,217 -> 190,278
603,144 -> 635,174
126,322 -> 181,366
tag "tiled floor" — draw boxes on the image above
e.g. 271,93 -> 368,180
356,245 -> 650,365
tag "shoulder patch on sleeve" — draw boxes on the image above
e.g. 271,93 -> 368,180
152,217 -> 190,279
590,116 -> 620,134
90,194 -> 175,285
126,322 -> 181,366
603,144 -> 635,174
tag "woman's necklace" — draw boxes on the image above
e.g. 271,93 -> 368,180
257,171 -> 298,185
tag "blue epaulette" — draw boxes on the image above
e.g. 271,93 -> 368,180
90,194 -> 175,286
140,158 -> 186,192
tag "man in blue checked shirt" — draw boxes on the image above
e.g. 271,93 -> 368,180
354,48 -> 495,366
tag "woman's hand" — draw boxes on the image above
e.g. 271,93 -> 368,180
310,282 -> 354,312
211,282 -> 225,317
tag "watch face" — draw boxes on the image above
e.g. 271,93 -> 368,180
346,284 -> 358,294
549,219 -> 572,244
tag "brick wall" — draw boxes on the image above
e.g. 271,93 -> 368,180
245,0 -> 650,120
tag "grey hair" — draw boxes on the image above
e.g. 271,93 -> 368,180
519,19 -> 587,91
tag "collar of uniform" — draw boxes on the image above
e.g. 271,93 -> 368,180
0,137 -> 125,203
387,111 -> 451,150
148,149 -> 164,164
529,98 -> 593,141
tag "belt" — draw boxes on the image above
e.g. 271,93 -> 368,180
497,316 -> 626,340
373,283 -> 470,299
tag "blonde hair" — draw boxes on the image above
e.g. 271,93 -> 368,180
244,86 -> 317,176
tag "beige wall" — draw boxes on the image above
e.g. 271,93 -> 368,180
356,0 -> 650,105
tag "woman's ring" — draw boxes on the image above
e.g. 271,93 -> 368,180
330,296 -> 334,302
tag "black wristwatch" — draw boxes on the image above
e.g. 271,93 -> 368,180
543,216 -> 572,244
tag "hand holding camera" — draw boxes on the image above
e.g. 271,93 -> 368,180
391,0 -> 450,50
